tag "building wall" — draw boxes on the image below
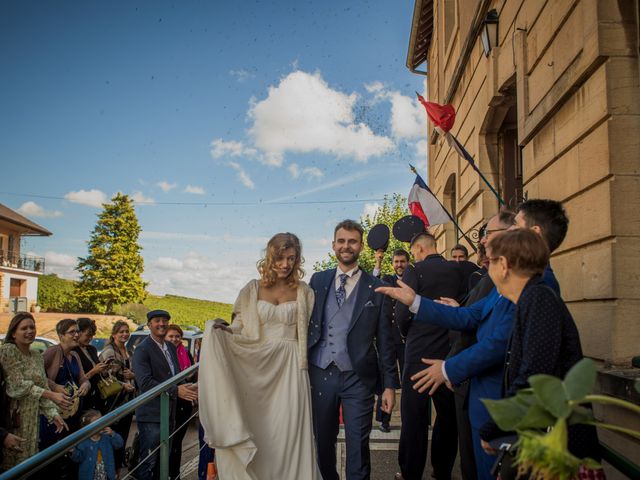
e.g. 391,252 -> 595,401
426,0 -> 639,365
424,1 -> 639,472
0,268 -> 40,312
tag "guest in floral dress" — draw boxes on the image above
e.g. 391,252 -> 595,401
0,312 -> 68,471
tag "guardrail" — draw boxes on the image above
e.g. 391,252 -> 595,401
0,250 -> 45,273
1,360 -> 638,479
0,363 -> 198,480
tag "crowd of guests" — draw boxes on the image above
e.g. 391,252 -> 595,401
0,311 -> 206,480
374,199 -> 603,480
0,197 -> 603,480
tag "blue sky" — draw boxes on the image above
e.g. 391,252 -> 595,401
1,0 -> 428,303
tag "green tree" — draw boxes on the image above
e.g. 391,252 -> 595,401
313,194 -> 410,274
76,193 -> 148,313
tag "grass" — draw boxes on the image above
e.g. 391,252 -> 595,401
143,294 -> 233,329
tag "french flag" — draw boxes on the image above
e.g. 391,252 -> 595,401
408,174 -> 451,228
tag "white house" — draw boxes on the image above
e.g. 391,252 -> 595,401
0,203 -> 51,313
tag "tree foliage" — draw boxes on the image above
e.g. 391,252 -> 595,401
76,193 -> 148,313
313,194 -> 410,274
38,274 -> 81,312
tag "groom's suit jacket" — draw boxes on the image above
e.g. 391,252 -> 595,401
308,268 -> 400,393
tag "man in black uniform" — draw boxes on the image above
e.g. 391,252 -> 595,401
395,232 -> 464,480
375,248 -> 410,433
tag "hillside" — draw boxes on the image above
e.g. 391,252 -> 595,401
38,274 -> 233,329
143,294 -> 233,327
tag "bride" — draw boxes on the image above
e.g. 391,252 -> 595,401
199,233 -> 322,480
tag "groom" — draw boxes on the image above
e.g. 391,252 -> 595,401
308,219 -> 400,480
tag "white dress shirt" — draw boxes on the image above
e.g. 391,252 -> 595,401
335,266 -> 361,300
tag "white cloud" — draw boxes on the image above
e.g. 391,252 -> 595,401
388,91 -> 427,139
361,202 -> 381,222
229,69 -> 254,82
266,170 -> 373,203
43,251 -> 79,279
144,251 -> 258,303
288,163 -> 300,179
366,84 -> 427,140
131,191 -> 156,205
364,81 -> 385,93
227,162 -> 255,189
17,201 -> 62,218
248,70 -> 394,164
64,189 -> 108,208
157,181 -> 177,192
288,163 -> 324,180
184,185 -> 205,195
210,139 -> 257,160
414,139 -> 428,161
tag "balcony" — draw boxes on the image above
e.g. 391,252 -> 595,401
0,250 -> 45,273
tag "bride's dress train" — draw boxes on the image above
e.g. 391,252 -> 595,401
199,280 -> 321,480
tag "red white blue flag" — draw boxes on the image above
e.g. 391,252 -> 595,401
408,174 -> 451,228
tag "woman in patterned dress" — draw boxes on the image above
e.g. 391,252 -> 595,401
0,312 -> 68,470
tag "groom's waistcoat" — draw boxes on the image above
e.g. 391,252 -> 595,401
308,281 -> 356,371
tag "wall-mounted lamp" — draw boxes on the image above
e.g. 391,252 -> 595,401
481,9 -> 499,57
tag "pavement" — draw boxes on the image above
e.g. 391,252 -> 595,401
125,391 -> 462,479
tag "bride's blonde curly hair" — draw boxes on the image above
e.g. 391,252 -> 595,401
257,233 -> 305,288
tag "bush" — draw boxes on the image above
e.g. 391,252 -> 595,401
114,303 -> 150,325
38,274 -> 81,312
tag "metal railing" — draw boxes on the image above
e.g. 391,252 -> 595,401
0,250 -> 45,273
0,363 -> 198,480
1,360 -> 638,479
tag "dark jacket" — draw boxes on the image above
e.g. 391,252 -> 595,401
480,276 -> 600,459
308,268 -> 400,393
381,274 -> 405,346
395,254 -> 465,366
131,336 -> 181,423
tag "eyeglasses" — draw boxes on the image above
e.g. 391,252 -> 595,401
484,228 -> 508,236
65,329 -> 80,336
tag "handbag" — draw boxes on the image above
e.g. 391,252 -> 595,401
97,371 -> 123,400
59,381 -> 80,419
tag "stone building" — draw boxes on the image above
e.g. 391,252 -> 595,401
407,0 -> 639,474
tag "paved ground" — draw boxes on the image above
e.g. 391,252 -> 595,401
161,391 -> 462,480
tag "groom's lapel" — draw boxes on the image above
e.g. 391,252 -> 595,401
315,269 -> 336,316
348,270 -> 375,333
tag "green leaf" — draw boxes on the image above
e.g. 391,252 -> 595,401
567,406 -> 595,425
482,395 -> 531,431
563,358 -> 597,400
529,374 -> 572,419
516,404 -> 557,430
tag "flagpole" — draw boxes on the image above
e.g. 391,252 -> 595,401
408,165 -> 478,253
449,134 -> 505,205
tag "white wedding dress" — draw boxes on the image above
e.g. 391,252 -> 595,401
199,280 -> 321,480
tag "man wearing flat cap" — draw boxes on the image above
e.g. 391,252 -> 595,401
132,309 -> 198,479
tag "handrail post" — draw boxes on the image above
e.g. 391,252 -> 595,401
160,391 -> 170,479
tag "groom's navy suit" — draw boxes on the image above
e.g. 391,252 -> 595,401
308,268 -> 400,480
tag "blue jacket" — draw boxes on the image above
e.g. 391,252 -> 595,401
71,432 -> 124,480
414,288 -> 514,428
308,268 -> 400,393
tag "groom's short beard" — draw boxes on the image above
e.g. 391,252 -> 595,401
339,251 -> 359,267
